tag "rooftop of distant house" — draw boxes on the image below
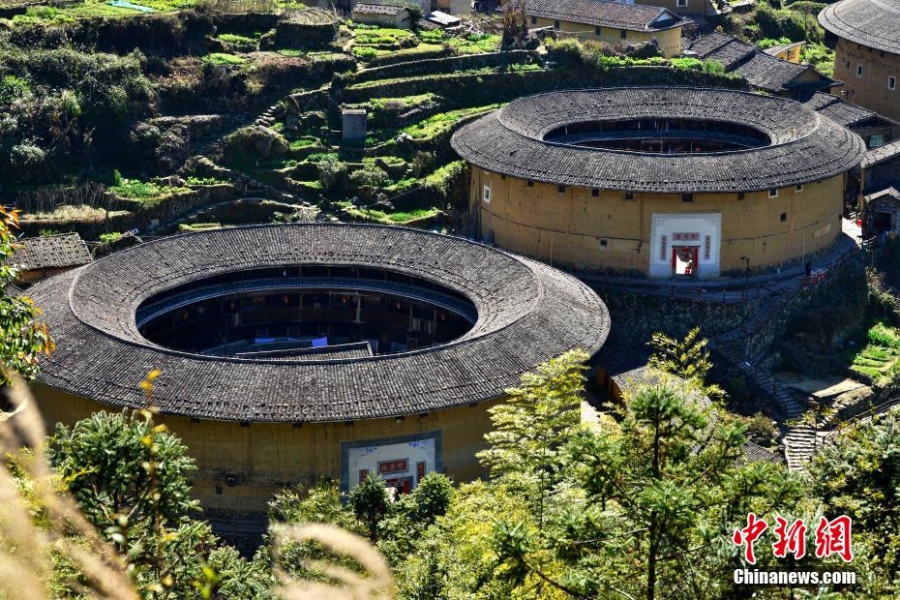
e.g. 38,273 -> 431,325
10,233 -> 92,272
688,33 -> 835,93
514,0 -> 686,32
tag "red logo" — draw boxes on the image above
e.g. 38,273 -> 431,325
732,515 -> 853,564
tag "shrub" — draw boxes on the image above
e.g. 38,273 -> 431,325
350,165 -> 389,189
317,155 -> 347,192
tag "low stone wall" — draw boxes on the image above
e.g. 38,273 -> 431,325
340,50 -> 538,85
19,184 -> 236,238
338,65 -> 748,106
595,286 -> 764,347
274,15 -> 338,50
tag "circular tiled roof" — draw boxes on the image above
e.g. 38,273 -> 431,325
451,87 -> 866,193
29,224 -> 608,422
819,0 -> 900,56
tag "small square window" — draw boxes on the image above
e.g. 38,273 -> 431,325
676,0 -> 687,6
595,25 -> 602,36
599,239 -> 609,249
527,180 -> 534,187
795,184 -> 803,192
737,192 -> 746,200
500,174 -> 506,179
857,64 -> 864,77
890,76 -> 897,91
591,188 -> 600,197
624,191 -> 634,201
558,185 -> 566,193
482,184 -> 491,203
620,29 -> 627,40
780,212 -> 787,222
768,189 -> 779,198
553,20 -> 560,29
682,193 -> 693,203
530,15 -> 537,25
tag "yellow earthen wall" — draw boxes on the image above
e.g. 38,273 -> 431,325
32,383 -> 499,514
832,37 -> 900,123
531,16 -> 683,57
472,168 -> 843,274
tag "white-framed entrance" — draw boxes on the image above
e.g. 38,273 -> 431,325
649,213 -> 722,279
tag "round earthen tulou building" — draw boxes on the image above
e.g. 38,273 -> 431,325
820,0 -> 900,124
27,224 -> 608,518
451,87 -> 867,279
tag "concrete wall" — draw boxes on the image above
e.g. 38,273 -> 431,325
33,384 -> 499,514
530,16 -> 683,57
472,168 -> 844,276
833,37 -> 900,123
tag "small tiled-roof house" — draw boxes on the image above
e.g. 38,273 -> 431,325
688,33 -> 836,98
519,0 -> 687,57
10,233 -> 92,285
351,2 -> 413,28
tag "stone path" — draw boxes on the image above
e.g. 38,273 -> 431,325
704,221 -> 865,471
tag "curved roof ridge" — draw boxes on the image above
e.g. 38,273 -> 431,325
451,87 -> 866,193
819,0 -> 900,55
32,224 -> 609,422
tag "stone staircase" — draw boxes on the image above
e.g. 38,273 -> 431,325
711,284 -> 819,471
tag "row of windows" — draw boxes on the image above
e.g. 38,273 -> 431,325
848,61 -> 897,89
482,183 -> 803,202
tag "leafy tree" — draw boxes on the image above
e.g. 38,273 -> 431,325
50,410 -> 198,528
378,473 -> 454,565
810,407 -> 900,598
649,327 -> 724,400
317,155 -> 347,193
349,473 -> 394,541
501,0 -> 530,49
492,375 -> 805,600
0,206 -> 54,386
477,349 -> 588,527
395,481 -> 531,600
48,405 -> 268,599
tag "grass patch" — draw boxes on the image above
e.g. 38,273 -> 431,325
400,104 -> 501,140
202,53 -> 248,66
843,322 -> 900,385
109,179 -> 189,200
340,204 -> 439,224
447,34 -> 500,55
10,0 -> 196,22
289,138 -> 318,149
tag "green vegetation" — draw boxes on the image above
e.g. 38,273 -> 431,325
0,207 -> 55,384
109,179 -> 165,199
201,52 -> 248,66
843,323 -> 900,384
802,41 -> 835,77
447,33 -> 501,55
99,232 -> 125,244
401,104 -> 501,140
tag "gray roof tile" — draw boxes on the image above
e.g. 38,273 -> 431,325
819,0 -> 900,55
29,224 -> 609,423
451,87 -> 866,193
519,0 -> 685,31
